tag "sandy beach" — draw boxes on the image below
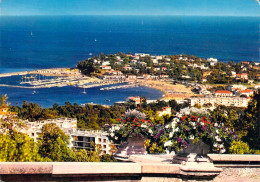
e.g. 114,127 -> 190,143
137,80 -> 196,101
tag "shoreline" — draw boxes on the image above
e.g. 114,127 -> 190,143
0,68 -> 197,101
137,80 -> 196,101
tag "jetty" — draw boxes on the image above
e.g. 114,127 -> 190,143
100,84 -> 138,91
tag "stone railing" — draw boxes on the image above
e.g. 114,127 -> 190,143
0,154 -> 259,182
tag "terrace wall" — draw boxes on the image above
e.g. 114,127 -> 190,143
0,154 -> 259,182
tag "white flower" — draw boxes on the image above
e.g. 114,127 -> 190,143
165,125 -> 169,129
220,149 -> 226,154
192,122 -> 196,126
219,144 -> 224,148
214,123 -> 218,127
115,136 -> 118,140
148,129 -> 153,134
169,132 -> 174,138
213,143 -> 218,148
114,126 -> 120,130
215,136 -> 221,142
216,129 -> 219,134
141,124 -> 147,128
111,133 -> 115,137
189,135 -> 194,140
164,140 -> 173,147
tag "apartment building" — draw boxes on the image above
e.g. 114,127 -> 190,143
22,117 -> 77,142
70,130 -> 111,154
22,117 -> 112,154
188,96 -> 249,108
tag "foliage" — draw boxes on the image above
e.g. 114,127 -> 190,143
0,132 -> 47,162
73,149 -> 101,162
0,94 -> 8,107
229,140 -> 251,154
11,102 -> 126,130
37,123 -> 75,161
242,91 -> 260,149
77,58 -> 100,76
100,154 -> 118,162
144,141 -> 165,154
210,106 -> 247,138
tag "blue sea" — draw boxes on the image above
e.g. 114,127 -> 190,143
0,16 -> 259,107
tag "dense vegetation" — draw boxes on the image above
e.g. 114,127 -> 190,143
2,90 -> 259,160
11,102 -> 126,130
10,99 -> 189,130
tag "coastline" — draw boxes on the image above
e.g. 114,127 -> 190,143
137,80 -> 196,101
0,68 -> 196,101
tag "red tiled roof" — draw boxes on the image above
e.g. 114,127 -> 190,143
215,90 -> 232,94
240,89 -> 253,93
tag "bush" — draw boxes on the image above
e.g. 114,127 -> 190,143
229,140 -> 251,154
100,154 -> 117,162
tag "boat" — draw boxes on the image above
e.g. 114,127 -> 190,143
106,99 -> 110,102
32,87 -> 36,94
89,53 -> 93,56
82,88 -> 86,94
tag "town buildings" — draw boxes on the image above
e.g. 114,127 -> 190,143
188,96 -> 249,108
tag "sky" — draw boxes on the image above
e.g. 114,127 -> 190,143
0,0 -> 260,16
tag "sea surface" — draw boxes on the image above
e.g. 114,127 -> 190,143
0,16 -> 259,107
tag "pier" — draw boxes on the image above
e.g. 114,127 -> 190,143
100,84 -> 138,90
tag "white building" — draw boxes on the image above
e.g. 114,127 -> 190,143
188,96 -> 249,108
207,58 -> 218,66
226,84 -> 247,92
215,90 -> 233,97
23,117 -> 77,142
70,130 -> 111,154
22,117 -> 113,154
239,89 -> 254,97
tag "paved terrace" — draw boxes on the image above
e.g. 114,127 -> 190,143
0,154 -> 259,182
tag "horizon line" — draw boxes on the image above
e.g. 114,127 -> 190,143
1,14 -> 260,17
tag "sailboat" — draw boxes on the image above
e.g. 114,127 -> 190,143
82,87 -> 86,94
30,31 -> 34,37
94,38 -> 97,42
32,86 -> 36,94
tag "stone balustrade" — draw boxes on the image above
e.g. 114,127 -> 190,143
0,154 -> 259,181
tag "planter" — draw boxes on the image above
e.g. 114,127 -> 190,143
114,135 -> 147,160
172,139 -> 222,177
178,139 -> 210,156
173,139 -> 210,164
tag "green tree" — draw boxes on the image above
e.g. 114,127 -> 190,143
0,132 -> 45,162
0,94 -> 8,107
37,123 -> 75,161
242,91 -> 260,149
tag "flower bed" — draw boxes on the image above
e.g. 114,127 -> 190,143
160,114 -> 238,154
103,110 -> 154,145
